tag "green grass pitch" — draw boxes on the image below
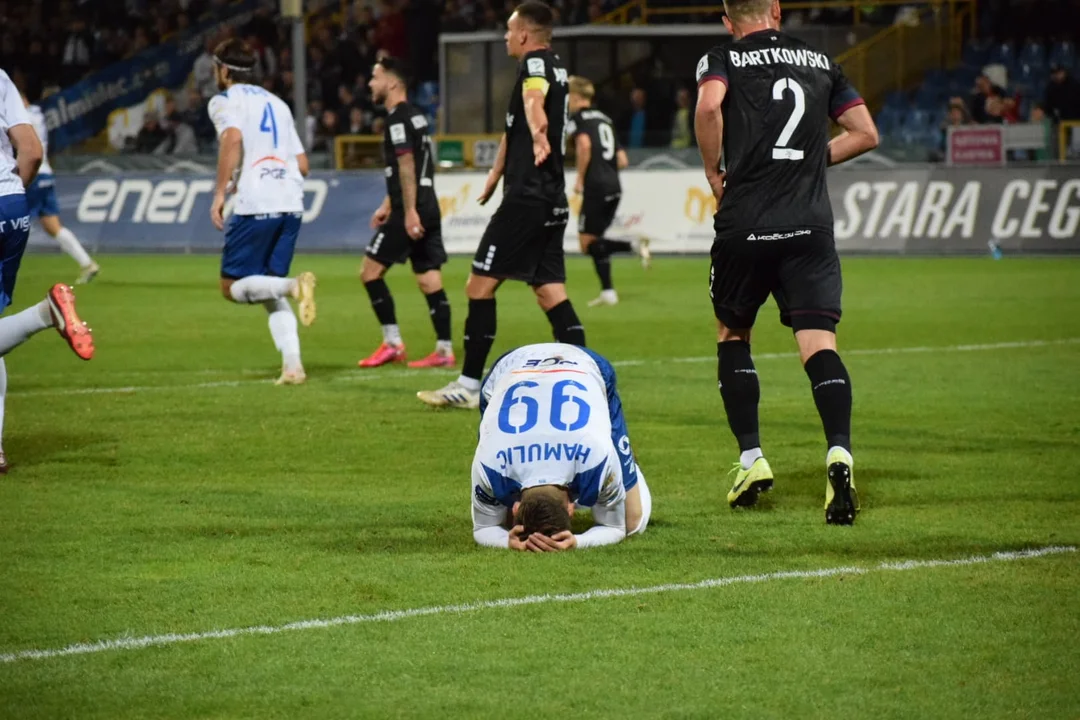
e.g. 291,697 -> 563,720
1,254 -> 1078,719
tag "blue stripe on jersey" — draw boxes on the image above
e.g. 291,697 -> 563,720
481,463 -> 522,507
567,459 -> 608,508
580,347 -> 639,491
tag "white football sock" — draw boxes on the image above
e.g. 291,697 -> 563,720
382,324 -> 402,346
456,375 -> 481,392
265,299 -> 302,371
0,301 -> 52,356
230,276 -> 297,304
740,447 -> 764,470
54,227 -> 93,268
0,358 -> 7,452
435,339 -> 453,356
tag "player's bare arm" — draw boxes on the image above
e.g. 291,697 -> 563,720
828,104 -> 879,166
296,152 -> 309,177
695,79 -> 727,203
211,127 -> 242,231
574,132 -> 591,194
7,124 -> 42,188
616,148 -> 629,170
523,86 -> 551,166
478,134 -> 507,205
397,150 -> 425,240
370,195 -> 391,228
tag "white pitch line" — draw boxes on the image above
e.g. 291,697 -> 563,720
9,337 -> 1080,398
0,545 -> 1072,665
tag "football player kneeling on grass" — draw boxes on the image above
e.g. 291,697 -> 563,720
470,343 -> 652,551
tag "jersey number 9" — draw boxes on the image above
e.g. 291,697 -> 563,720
498,380 -> 592,435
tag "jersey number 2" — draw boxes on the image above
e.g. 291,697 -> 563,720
260,103 -> 278,149
771,79 -> 805,161
498,380 -> 592,435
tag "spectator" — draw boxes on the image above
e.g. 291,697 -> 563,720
620,87 -> 649,149
180,87 -> 216,146
670,87 -> 692,148
1044,63 -> 1080,123
374,0 -> 407,59
134,111 -> 171,153
968,74 -> 1006,124
313,107 -> 340,152
193,37 -> 218,99
61,18 -> 94,85
346,106 -> 366,134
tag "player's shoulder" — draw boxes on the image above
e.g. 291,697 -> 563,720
402,103 -> 430,132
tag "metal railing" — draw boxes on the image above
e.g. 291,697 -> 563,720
596,0 -> 974,28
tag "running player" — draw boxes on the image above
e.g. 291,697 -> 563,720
357,57 -> 453,370
695,0 -> 879,524
418,1 -> 584,409
471,343 -> 651,550
0,69 -> 95,473
22,91 -> 100,285
567,76 -> 649,307
207,39 -> 317,386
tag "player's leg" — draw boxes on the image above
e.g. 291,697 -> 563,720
709,240 -> 775,508
0,357 -> 7,472
407,225 -> 454,369
40,214 -> 99,285
534,206 -> 585,345
220,215 -> 316,324
419,202 -> 527,408
777,234 -> 856,525
264,213 -> 307,384
580,193 -> 618,306
358,224 -> 411,367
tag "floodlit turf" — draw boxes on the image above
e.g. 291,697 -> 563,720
1,253 -> 1079,719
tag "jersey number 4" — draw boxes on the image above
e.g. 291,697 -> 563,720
260,103 -> 279,149
771,79 -> 805,161
498,380 -> 592,435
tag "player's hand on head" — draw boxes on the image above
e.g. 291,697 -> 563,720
508,525 -> 529,552
405,209 -> 425,240
525,531 -> 576,553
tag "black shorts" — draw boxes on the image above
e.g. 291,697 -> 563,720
578,190 -> 620,237
709,229 -> 842,332
472,198 -> 569,286
366,217 -> 446,274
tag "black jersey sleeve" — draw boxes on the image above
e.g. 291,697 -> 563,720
695,48 -> 729,88
387,114 -> 415,156
828,62 -> 865,120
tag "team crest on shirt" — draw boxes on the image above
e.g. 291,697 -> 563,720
526,57 -> 545,76
696,55 -> 709,81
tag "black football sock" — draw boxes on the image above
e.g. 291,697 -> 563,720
586,242 -> 614,291
804,349 -> 853,452
363,279 -> 397,326
461,298 -> 496,382
424,289 -> 452,342
545,300 -> 586,346
717,341 -> 761,452
605,238 -> 633,253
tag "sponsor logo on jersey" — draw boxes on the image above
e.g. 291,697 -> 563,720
746,229 -> 811,241
728,47 -> 830,70
474,484 -> 499,506
526,57 -> 545,76
390,123 -> 407,144
695,55 -> 709,81
522,356 -> 580,368
0,215 -> 31,233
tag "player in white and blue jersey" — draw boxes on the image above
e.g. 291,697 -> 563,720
22,90 -> 100,285
207,39 -> 316,385
471,343 -> 652,551
0,69 -> 95,473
